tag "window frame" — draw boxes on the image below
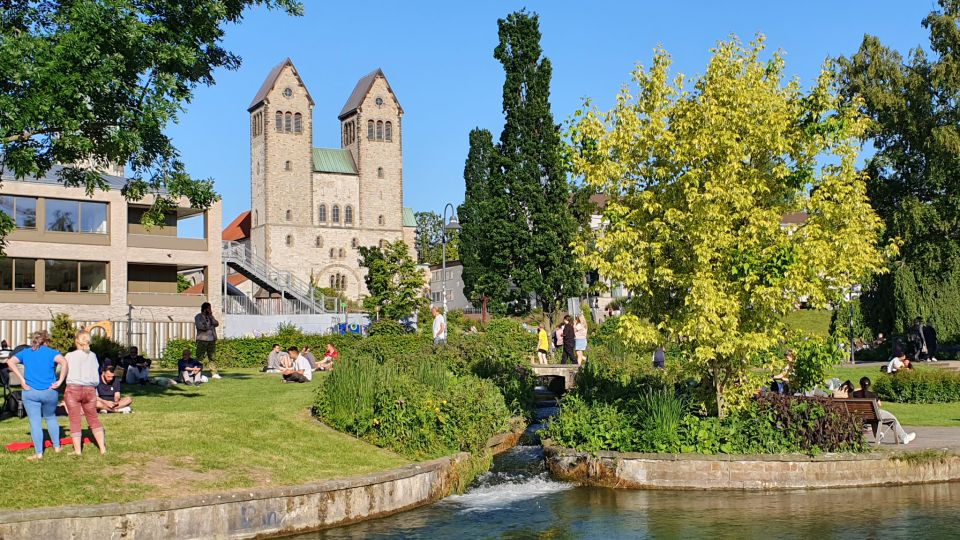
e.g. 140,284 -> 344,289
318,204 -> 327,223
385,121 -> 393,141
344,205 -> 353,225
332,205 -> 340,224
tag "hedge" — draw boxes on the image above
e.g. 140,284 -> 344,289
874,369 -> 960,404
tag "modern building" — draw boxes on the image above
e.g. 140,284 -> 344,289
246,59 -> 417,301
428,261 -> 472,311
0,167 -> 222,356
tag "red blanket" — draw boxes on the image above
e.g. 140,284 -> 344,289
5,437 -> 92,452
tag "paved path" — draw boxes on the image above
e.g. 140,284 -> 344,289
875,426 -> 960,453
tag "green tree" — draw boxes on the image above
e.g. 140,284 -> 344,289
0,0 -> 302,247
414,210 -> 459,265
569,37 -> 890,416
359,240 -> 426,321
836,0 -> 960,340
176,273 -> 191,293
50,312 -> 76,354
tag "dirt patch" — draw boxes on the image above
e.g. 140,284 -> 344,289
126,457 -> 224,499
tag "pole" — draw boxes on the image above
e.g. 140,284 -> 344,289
849,297 -> 855,365
441,204 -> 450,314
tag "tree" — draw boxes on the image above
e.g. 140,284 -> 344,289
414,210 -> 459,265
836,0 -> 960,341
568,37 -> 890,416
176,274 -> 191,293
50,312 -> 76,354
359,240 -> 426,321
0,0 -> 303,247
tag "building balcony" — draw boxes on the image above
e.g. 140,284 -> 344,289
127,292 -> 206,308
127,234 -> 208,251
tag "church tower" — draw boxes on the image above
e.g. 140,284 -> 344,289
247,58 -> 315,262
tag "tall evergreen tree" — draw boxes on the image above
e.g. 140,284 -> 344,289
493,11 -> 582,317
836,0 -> 960,340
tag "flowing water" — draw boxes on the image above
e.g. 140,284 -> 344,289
288,394 -> 960,539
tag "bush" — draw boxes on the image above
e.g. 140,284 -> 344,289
50,313 -> 75,354
90,335 -> 124,365
368,319 -> 407,336
873,369 -> 960,404
787,335 -> 845,393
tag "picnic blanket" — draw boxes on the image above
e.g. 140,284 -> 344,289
5,437 -> 92,452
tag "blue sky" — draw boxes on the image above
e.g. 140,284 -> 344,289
166,0 -> 935,226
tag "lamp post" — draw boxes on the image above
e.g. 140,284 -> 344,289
441,203 -> 460,314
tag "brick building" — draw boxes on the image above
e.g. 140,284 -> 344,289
245,59 -> 417,300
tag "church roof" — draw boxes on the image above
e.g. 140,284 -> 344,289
338,68 -> 403,119
222,211 -> 251,241
248,58 -> 315,112
402,207 -> 417,228
312,148 -> 358,175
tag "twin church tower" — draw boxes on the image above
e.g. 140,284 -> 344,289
247,59 -> 416,299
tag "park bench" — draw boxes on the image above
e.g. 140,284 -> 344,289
827,397 -> 896,445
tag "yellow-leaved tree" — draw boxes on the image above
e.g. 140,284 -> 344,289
569,36 -> 893,416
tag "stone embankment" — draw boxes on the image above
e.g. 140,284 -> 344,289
0,427 -> 524,540
544,444 -> 960,490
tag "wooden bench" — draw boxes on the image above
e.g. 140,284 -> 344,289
827,398 -> 897,445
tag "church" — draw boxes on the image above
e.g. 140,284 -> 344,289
245,59 -> 417,300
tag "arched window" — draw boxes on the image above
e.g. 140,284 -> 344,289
329,275 -> 335,288
285,209 -> 292,221
385,121 -> 392,141
367,120 -> 375,140
376,121 -> 383,140
253,210 -> 258,226
285,234 -> 293,247
318,204 -> 327,222
275,111 -> 283,132
294,113 -> 302,133
379,239 -> 386,249
284,112 -> 292,132
315,236 -> 323,248
345,205 -> 353,224
378,215 -> 385,226
340,275 -> 347,291
284,160 -> 292,171
377,167 -> 384,178
332,205 -> 340,223
351,237 -> 358,248
251,115 -> 257,136
339,248 -> 345,258
329,248 -> 335,258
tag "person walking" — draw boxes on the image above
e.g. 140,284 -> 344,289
431,306 -> 447,346
63,331 -> 106,455
6,330 -> 66,461
574,315 -> 588,365
536,323 -> 549,365
194,302 -> 221,379
561,315 -> 576,365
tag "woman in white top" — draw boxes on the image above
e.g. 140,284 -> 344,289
63,331 -> 106,455
574,315 -> 588,365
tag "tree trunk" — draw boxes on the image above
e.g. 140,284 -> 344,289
481,296 -> 489,324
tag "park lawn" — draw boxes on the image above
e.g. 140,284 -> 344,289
782,309 -> 832,337
829,364 -> 960,427
0,369 -> 408,510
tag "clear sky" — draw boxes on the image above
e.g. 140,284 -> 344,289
165,0 -> 936,226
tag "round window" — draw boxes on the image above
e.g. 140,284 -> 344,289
283,87 -> 293,98
375,97 -> 384,106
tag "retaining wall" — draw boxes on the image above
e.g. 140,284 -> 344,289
544,445 -> 960,490
0,427 -> 524,539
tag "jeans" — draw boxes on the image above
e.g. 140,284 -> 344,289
879,409 -> 909,442
22,389 -> 61,454
196,340 -> 218,374
64,385 -> 103,434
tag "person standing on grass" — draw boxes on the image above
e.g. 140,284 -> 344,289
432,306 -> 447,346
561,315 -> 576,365
64,331 -> 106,455
574,315 -> 588,365
536,323 -> 549,365
7,330 -> 66,460
194,302 -> 221,379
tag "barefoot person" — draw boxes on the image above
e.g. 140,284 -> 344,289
64,331 -> 106,455
96,367 -> 133,412
6,330 -> 66,460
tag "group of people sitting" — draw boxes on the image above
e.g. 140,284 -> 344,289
263,343 -> 338,383
833,376 -> 917,445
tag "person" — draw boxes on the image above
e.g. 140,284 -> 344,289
122,346 -> 151,385
561,315 -> 576,365
574,315 -> 588,365
923,320 -> 939,362
6,330 -> 66,460
265,344 -> 283,373
96,367 -> 133,412
63,331 -> 106,455
536,323 -> 549,365
851,377 -> 916,444
907,317 -> 934,363
832,380 -> 855,399
178,348 -> 204,385
553,323 -> 564,353
194,301 -> 221,378
887,352 -> 912,374
652,347 -> 666,369
0,339 -> 11,359
318,343 -> 338,371
280,346 -> 312,383
771,351 -> 794,395
301,345 -> 318,370
431,306 -> 447,346
873,333 -> 887,349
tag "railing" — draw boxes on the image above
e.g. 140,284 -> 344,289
223,295 -> 325,316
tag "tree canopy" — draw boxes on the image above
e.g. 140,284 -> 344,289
414,210 -> 458,266
569,37 -> 890,415
359,240 -> 425,321
0,0 -> 303,246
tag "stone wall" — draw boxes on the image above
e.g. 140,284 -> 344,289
545,445 -> 960,490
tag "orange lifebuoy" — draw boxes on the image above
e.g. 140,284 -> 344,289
87,320 -> 112,338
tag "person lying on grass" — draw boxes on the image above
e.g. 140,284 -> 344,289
280,346 -> 312,383
178,348 -> 204,386
96,367 -> 133,413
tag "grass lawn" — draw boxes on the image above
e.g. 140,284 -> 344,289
0,369 -> 408,510
782,309 -> 832,337
830,364 -> 960,427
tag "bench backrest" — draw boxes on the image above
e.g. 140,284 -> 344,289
831,398 -> 880,422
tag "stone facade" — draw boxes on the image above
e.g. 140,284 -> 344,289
247,60 -> 416,300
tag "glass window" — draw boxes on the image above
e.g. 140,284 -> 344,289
80,202 -> 108,233
0,258 -> 38,291
377,167 -> 384,178
376,121 -> 383,140
294,113 -> 302,133
0,196 -> 37,229
339,248 -> 345,258
45,259 -> 79,292
385,121 -> 393,141
0,196 -> 11,221
367,120 -> 375,140
276,111 -> 283,132
318,204 -> 327,222
332,205 -> 340,223
79,261 -> 107,293
284,112 -> 292,132
46,199 -> 79,232
345,205 -> 353,224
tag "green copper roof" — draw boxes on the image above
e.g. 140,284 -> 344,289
402,207 -> 416,227
312,148 -> 357,175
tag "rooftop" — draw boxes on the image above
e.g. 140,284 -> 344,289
312,148 -> 358,175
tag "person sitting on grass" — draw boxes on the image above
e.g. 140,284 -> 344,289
96,367 -> 133,413
317,343 -> 338,371
122,346 -> 152,385
265,344 -> 283,373
886,352 -> 912,374
851,377 -> 916,445
301,345 -> 317,370
178,349 -> 204,386
280,346 -> 312,383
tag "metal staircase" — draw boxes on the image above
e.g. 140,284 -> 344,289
222,241 -> 336,315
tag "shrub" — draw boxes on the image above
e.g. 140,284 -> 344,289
50,313 -> 76,354
275,321 -> 304,341
540,394 -> 637,452
90,334 -> 124,365
873,369 -> 960,404
787,335 -> 844,393
368,319 -> 407,336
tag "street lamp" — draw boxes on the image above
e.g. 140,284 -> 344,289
441,203 -> 460,314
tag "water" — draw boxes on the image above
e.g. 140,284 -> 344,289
289,394 -> 960,539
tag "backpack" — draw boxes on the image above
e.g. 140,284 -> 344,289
4,390 -> 25,419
